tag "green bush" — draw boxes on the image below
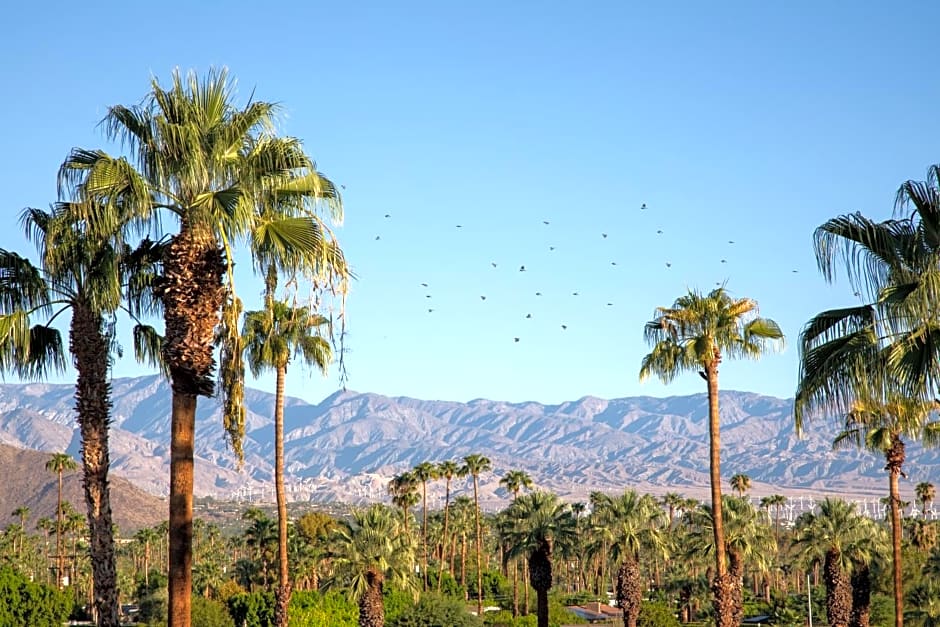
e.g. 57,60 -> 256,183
0,566 -> 73,627
192,595 -> 235,627
638,600 -> 680,627
227,591 -> 274,627
289,590 -> 357,627
387,592 -> 483,627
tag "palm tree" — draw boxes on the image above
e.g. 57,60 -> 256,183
760,494 -> 787,546
917,482 -> 937,519
0,206 -> 160,626
60,69 -> 342,626
462,453 -> 491,617
846,516 -> 890,627
729,473 -> 751,497
792,498 -> 864,627
500,469 -> 534,500
640,286 -> 783,627
387,472 -> 419,538
134,526 -> 161,589
834,396 -> 940,627
243,299 -> 332,625
326,504 -> 417,627
46,452 -> 78,589
244,513 -> 278,590
11,506 -> 29,557
661,492 -> 684,530
795,166 -> 940,627
595,490 -> 668,627
411,461 -> 438,591
504,491 -> 576,627
435,460 -> 464,591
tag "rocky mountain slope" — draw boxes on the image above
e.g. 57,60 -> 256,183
0,375 -> 934,507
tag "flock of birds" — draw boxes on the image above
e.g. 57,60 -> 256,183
371,203 -> 804,345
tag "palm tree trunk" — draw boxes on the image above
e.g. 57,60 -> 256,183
359,568 -> 385,627
512,560 -> 519,617
421,481 -> 428,592
169,392 -> 196,627
824,547 -> 850,627
473,475 -> 483,617
437,479 -> 451,592
886,437 -> 905,627
530,541 -> 552,627
274,365 -> 291,627
523,559 -> 530,615
71,303 -> 120,626
850,562 -> 871,627
56,470 -> 64,589
162,223 -> 225,627
705,361 -> 733,627
616,557 -> 641,627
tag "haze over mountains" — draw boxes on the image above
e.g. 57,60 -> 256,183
0,375 -> 934,508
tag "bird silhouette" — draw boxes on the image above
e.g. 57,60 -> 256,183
602,233 -> 608,238
428,308 -> 434,313
525,313 -> 532,319
514,337 -> 520,343
480,296 -> 486,300
375,235 -> 380,240
607,302 -> 613,306
384,214 -> 391,218
854,291 -> 861,297
728,240 -> 735,244
426,294 -> 431,298
792,269 -> 799,273
611,262 -> 617,266
420,283 -> 429,287
549,246 -> 555,251
665,262 -> 672,268
519,265 -> 526,272
491,262 -> 497,268
535,292 -> 542,296
641,203 -> 647,210
656,230 -> 663,234
543,220 -> 550,225
572,292 -> 579,296
721,259 -> 727,263
456,224 -> 462,228
561,325 -> 567,330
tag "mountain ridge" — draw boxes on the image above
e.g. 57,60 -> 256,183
0,375 -> 929,507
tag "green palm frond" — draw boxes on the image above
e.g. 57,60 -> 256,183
132,324 -> 166,375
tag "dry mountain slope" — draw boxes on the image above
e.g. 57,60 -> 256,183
0,376 -> 935,504
0,443 -> 164,533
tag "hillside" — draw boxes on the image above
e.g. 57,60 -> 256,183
0,443 -> 165,533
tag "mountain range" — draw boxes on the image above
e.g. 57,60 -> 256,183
0,375 -> 936,510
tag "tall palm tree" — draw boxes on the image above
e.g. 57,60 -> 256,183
435,460 -> 464,592
792,498 -> 865,627
243,299 -> 332,625
387,472 -> 419,538
60,68 -> 343,626
795,166 -> 940,627
46,452 -> 78,590
11,506 -> 29,557
846,516 -> 889,627
729,474 -> 751,497
640,286 -> 783,627
595,490 -> 668,627
833,397 -> 940,626
462,453 -> 491,617
326,504 -> 417,627
500,469 -> 534,500
0,206 -> 160,627
504,491 -> 576,627
244,512 -> 278,591
917,482 -> 936,519
411,461 -> 438,591
661,492 -> 684,530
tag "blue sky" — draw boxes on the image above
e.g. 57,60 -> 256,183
3,1 -> 940,405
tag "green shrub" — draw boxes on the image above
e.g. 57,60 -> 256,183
638,600 -> 680,627
387,592 -> 483,627
227,591 -> 274,627
192,595 -> 235,627
289,590 -> 357,627
0,566 -> 73,627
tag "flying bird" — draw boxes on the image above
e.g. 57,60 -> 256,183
641,203 -> 647,210
491,262 -> 498,268
543,220 -> 550,225
549,246 -> 555,251
519,265 -> 526,272
375,235 -> 380,240
728,240 -> 734,244
561,325 -> 567,330
602,233 -> 608,238
665,262 -> 672,268
611,262 -> 617,266
428,308 -> 434,313
607,302 -> 613,306
792,269 -> 799,273
480,296 -> 486,300
656,230 -> 663,234
535,292 -> 542,296
384,213 -> 391,218
420,283 -> 428,287
525,313 -> 532,319
456,224 -> 463,228
426,294 -> 432,298
721,259 -> 727,263
572,292 -> 579,296
514,337 -> 520,343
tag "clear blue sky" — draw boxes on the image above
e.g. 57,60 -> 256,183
3,1 -> 940,405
